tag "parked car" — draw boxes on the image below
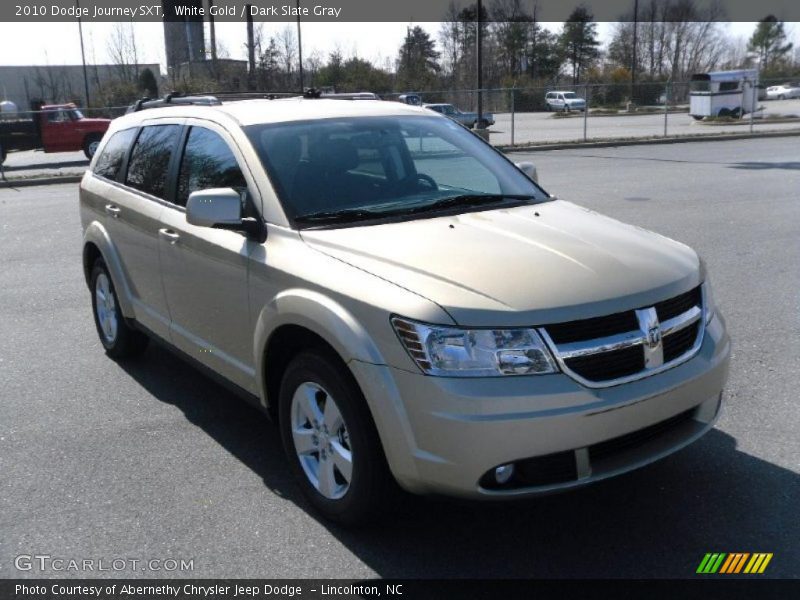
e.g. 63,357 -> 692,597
545,91 -> 587,112
398,93 -> 422,106
80,95 -> 730,525
765,84 -> 800,100
0,102 -> 110,164
424,103 -> 495,128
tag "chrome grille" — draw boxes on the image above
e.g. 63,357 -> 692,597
540,286 -> 705,388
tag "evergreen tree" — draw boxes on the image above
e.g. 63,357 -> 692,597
397,26 -> 441,90
137,68 -> 158,98
748,16 -> 793,72
559,6 -> 600,84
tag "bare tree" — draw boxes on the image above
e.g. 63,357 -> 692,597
107,22 -> 139,82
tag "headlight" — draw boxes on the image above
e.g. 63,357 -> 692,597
702,280 -> 716,324
392,317 -> 558,377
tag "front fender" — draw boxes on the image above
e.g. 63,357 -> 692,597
253,288 -> 387,406
82,221 -> 135,318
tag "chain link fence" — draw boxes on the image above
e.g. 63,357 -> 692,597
384,77 -> 800,146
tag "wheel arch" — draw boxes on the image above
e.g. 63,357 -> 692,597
254,289 -> 387,415
82,222 -> 135,318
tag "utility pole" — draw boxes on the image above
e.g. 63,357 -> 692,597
246,4 -> 255,90
208,0 -> 217,62
631,0 -> 638,104
76,0 -> 90,107
476,0 -> 483,128
296,0 -> 304,92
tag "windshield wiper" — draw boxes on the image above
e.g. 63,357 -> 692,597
404,194 -> 536,214
294,207 -> 389,225
294,194 -> 537,225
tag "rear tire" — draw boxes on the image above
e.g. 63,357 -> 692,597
279,350 -> 400,526
90,258 -> 148,359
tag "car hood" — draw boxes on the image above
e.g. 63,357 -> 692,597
301,200 -> 701,327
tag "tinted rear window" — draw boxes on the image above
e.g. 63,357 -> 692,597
93,128 -> 136,181
125,125 -> 181,199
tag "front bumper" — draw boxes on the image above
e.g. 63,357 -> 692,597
350,313 -> 730,498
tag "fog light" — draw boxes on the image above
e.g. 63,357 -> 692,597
494,463 -> 515,484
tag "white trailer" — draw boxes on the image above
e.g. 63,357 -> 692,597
689,69 -> 759,119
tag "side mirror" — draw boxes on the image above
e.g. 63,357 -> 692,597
515,161 -> 538,183
186,188 -> 267,242
186,188 -> 242,227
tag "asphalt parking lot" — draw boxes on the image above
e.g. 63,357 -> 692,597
0,137 -> 798,579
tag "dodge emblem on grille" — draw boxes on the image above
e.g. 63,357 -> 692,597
647,325 -> 662,347
636,307 -> 664,368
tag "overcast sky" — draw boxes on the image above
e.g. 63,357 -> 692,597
0,21 -> 795,71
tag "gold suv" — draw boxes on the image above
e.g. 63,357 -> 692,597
80,95 -> 730,524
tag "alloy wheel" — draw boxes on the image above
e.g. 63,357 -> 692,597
94,272 -> 118,343
290,381 -> 353,499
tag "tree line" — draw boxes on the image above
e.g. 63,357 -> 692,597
92,1 -> 797,109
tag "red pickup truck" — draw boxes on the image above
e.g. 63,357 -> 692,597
0,102 -> 111,164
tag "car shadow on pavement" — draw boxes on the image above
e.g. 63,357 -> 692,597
118,343 -> 800,579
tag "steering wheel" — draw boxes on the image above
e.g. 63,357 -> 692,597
414,173 -> 438,191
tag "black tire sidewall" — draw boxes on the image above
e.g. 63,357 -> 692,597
89,258 -> 147,358
278,351 -> 389,524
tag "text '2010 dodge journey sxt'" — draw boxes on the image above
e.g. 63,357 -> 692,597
79,95 -> 730,524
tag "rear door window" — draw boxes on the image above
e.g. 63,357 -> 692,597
93,128 -> 137,181
125,124 -> 181,199
176,126 -> 247,207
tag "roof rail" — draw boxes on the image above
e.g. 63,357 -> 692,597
195,91 -> 296,101
126,93 -> 222,113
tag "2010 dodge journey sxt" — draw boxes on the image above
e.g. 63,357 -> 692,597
79,94 -> 730,524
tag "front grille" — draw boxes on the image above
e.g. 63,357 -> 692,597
565,345 -> 644,382
545,310 -> 638,344
589,409 -> 695,461
542,286 -> 703,386
663,321 -> 700,362
655,287 -> 702,321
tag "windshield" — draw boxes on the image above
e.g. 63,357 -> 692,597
71,108 -> 85,119
562,92 -> 578,99
246,116 -> 549,227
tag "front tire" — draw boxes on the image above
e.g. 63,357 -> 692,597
279,350 -> 399,525
90,258 -> 148,359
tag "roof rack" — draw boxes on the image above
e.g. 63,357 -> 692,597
127,92 -> 222,113
196,91 -> 297,101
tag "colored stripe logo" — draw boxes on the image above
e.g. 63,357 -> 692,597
697,552 -> 773,574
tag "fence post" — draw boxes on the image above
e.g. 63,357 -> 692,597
749,79 -> 755,134
664,81 -> 669,137
583,84 -> 588,142
511,87 -> 515,146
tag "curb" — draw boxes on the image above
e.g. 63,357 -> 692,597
0,174 -> 82,189
497,128 -> 800,152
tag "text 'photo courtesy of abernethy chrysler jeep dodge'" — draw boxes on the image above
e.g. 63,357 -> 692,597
79,94 -> 730,525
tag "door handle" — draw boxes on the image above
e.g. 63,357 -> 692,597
104,204 -> 121,218
158,228 -> 180,245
